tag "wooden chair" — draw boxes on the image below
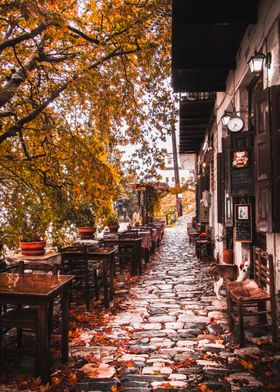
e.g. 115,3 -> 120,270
226,247 -> 278,347
194,226 -> 213,260
60,246 -> 99,310
87,245 -> 116,307
0,261 -> 58,374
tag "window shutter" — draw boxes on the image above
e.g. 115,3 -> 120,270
271,85 -> 280,232
217,152 -> 224,223
254,88 -> 272,232
223,135 -> 233,226
223,135 -> 232,195
196,178 -> 201,222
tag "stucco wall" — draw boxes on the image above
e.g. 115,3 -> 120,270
212,0 -> 280,291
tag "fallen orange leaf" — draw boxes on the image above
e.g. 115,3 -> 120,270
199,384 -> 213,392
239,358 -> 255,370
52,377 -> 62,386
69,373 -> 77,384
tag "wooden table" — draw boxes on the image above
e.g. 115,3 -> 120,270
102,237 -> 142,275
0,273 -> 73,384
123,230 -> 152,262
6,251 -> 61,265
87,247 -> 116,307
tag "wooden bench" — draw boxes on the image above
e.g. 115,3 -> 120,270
226,247 -> 278,346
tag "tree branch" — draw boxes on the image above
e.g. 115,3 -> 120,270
0,23 -> 50,52
0,54 -> 38,108
0,45 -> 141,144
0,111 -> 15,118
67,25 -> 99,45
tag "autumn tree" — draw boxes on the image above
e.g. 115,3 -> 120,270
0,0 -> 172,246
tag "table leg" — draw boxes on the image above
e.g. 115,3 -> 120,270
138,245 -> 142,275
109,253 -> 115,301
61,288 -> 70,363
144,248 -> 149,262
131,244 -> 137,275
103,257 -> 109,307
38,302 -> 50,384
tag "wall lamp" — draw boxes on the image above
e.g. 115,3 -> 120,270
221,111 -> 232,126
248,50 -> 272,75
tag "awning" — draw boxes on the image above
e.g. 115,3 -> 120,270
172,0 -> 259,92
179,93 -> 215,153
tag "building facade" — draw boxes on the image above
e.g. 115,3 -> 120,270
172,0 -> 280,293
158,153 -> 195,187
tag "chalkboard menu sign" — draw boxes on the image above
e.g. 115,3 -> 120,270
231,167 -> 254,196
231,150 -> 254,197
235,204 -> 252,242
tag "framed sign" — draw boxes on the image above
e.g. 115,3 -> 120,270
232,150 -> 249,168
237,205 -> 249,220
231,150 -> 254,197
235,204 -> 252,242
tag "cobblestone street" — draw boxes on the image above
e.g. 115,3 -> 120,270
68,216 -> 279,392
1,216 -> 279,391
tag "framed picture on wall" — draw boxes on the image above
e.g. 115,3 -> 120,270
237,205 -> 249,220
235,204 -> 252,242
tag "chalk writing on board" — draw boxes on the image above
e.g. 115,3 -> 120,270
235,204 -> 252,243
231,168 -> 254,196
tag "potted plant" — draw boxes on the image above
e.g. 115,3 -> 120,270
106,212 -> 120,233
216,230 -> 233,264
19,214 -> 48,256
74,204 -> 96,239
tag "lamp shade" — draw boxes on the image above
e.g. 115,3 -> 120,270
221,111 -> 232,126
248,51 -> 266,74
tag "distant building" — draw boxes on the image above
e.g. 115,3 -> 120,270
158,153 -> 195,187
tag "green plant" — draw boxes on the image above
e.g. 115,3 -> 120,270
73,204 -> 96,227
18,200 -> 49,242
106,212 -> 119,226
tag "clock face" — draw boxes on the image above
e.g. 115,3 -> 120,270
227,115 -> 244,132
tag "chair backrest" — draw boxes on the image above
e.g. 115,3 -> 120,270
205,226 -> 213,241
18,260 -> 58,275
253,247 -> 276,296
60,247 -> 88,274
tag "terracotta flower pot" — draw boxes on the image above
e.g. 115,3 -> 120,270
223,249 -> 233,264
78,227 -> 96,239
20,240 -> 46,256
108,225 -> 119,233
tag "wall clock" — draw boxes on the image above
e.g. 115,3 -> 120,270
227,115 -> 244,132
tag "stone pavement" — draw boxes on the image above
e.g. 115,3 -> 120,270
68,216 -> 280,391
0,216 -> 279,391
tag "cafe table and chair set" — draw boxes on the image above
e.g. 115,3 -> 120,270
0,221 -> 165,384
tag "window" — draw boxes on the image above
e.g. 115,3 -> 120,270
172,177 -> 175,182
166,177 -> 169,182
167,158 -> 173,165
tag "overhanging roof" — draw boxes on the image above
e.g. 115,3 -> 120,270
179,94 -> 215,154
172,0 -> 259,92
